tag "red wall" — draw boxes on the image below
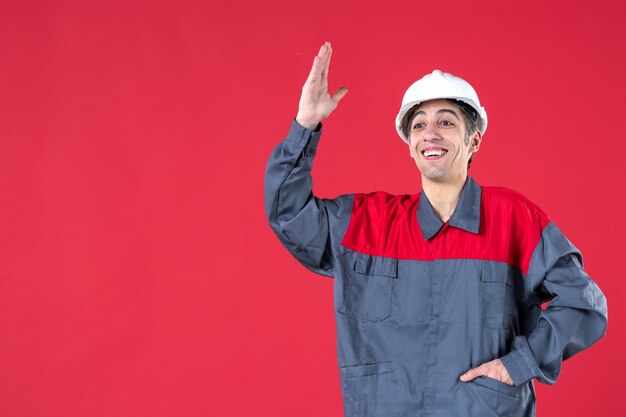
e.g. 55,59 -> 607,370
1,0 -> 624,416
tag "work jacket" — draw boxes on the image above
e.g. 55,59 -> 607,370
264,120 -> 608,417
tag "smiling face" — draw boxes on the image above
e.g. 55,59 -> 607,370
408,99 -> 481,184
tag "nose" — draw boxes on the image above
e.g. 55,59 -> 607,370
422,123 -> 441,142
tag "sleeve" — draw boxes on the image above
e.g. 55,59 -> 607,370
500,222 -> 608,386
264,119 -> 351,277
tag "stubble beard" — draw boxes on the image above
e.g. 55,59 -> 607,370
419,165 -> 453,183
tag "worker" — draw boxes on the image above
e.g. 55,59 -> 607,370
264,42 -> 608,417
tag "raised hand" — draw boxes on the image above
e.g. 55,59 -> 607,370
296,42 -> 348,130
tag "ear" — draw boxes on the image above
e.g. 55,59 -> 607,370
469,130 -> 482,154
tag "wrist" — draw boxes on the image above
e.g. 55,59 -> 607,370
295,115 -> 321,130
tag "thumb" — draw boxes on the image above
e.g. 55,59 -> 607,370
459,367 -> 481,382
332,87 -> 349,103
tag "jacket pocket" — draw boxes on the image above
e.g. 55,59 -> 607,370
448,376 -> 524,417
339,254 -> 397,322
340,361 -> 398,417
481,263 -> 516,330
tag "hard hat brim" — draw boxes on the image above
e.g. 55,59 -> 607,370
395,96 -> 488,143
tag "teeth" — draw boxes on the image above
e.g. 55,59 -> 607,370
424,149 -> 446,157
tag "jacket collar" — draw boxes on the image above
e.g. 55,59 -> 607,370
417,176 -> 482,240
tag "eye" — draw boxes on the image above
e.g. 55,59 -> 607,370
440,120 -> 454,127
412,122 -> 424,130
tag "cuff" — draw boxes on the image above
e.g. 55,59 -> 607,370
284,119 -> 323,151
500,335 -> 542,386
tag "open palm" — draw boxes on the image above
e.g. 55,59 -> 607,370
296,42 -> 348,130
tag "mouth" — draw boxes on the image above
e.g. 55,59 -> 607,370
421,147 -> 448,160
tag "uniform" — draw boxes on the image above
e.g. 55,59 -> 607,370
264,120 -> 608,417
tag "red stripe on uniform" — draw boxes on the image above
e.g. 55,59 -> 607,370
340,187 -> 550,275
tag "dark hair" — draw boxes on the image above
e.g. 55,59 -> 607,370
402,99 -> 480,169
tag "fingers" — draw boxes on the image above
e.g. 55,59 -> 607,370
305,42 -> 331,84
459,366 -> 483,382
322,42 -> 332,79
459,359 -> 514,385
305,55 -> 323,85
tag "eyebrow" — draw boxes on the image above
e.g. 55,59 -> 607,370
413,109 -> 460,119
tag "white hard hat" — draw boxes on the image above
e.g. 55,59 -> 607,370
395,69 -> 488,143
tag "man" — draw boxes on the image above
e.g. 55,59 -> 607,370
264,42 -> 607,417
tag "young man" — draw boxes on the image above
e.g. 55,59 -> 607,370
264,42 -> 607,417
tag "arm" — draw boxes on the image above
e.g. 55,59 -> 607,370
499,222 -> 608,385
462,222 -> 608,386
264,42 -> 349,275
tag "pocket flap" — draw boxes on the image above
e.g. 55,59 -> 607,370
340,361 -> 394,379
353,254 -> 398,278
480,263 -> 513,285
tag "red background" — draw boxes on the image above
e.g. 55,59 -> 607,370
1,0 -> 624,416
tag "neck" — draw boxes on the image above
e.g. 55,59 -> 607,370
421,173 -> 468,222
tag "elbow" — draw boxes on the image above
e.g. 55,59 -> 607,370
594,300 -> 608,341
582,278 -> 608,335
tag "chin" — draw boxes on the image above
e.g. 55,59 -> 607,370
420,168 -> 450,182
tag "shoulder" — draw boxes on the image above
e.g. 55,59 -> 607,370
481,186 -> 551,226
352,191 -> 420,210
479,185 -> 553,274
